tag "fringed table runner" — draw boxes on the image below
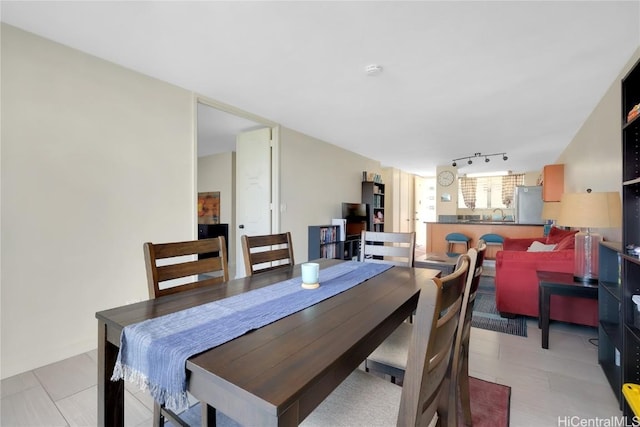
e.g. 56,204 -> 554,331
111,261 -> 392,412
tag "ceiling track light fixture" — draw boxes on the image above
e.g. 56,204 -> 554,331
451,152 -> 508,167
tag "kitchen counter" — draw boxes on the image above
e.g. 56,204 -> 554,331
426,222 -> 544,257
449,220 -> 544,226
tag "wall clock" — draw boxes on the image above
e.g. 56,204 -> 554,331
437,170 -> 455,187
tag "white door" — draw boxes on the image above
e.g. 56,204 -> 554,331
414,176 -> 428,247
399,171 -> 414,233
235,128 -> 272,278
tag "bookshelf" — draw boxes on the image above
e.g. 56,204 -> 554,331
308,225 -> 341,260
598,241 -> 622,407
620,57 -> 640,418
362,181 -> 385,232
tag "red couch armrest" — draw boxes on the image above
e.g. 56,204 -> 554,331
502,237 -> 547,251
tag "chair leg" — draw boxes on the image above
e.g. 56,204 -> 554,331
459,349 -> 473,426
153,402 -> 164,426
202,403 -> 217,427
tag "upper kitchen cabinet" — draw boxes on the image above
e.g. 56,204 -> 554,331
542,164 -> 564,201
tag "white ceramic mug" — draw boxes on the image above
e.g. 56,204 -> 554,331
301,262 -> 320,285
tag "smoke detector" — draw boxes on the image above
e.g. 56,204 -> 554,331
365,64 -> 383,76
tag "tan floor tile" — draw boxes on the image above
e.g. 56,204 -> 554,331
55,385 -> 152,427
0,385 -> 68,426
1,371 -> 40,398
33,353 -> 96,401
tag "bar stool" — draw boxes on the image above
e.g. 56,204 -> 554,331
480,233 -> 504,259
445,232 -> 470,254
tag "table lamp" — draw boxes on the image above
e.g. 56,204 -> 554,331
542,202 -> 561,223
541,202 -> 562,236
556,190 -> 622,282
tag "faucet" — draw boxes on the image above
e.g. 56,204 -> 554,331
493,208 -> 505,221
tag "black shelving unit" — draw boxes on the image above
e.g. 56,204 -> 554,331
308,225 -> 342,260
621,57 -> 640,419
598,241 -> 622,407
362,181 -> 385,232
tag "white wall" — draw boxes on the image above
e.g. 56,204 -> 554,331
198,152 -> 236,272
1,25 -> 195,378
557,47 -> 640,242
278,127 -> 381,262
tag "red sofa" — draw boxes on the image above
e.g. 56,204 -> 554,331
494,227 -> 598,327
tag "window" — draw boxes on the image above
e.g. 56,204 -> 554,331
458,174 -> 524,209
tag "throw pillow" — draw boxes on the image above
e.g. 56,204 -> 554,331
546,227 -> 578,245
554,234 -> 576,250
527,241 -> 557,252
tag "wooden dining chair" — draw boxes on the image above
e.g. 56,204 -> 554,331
364,253 -> 471,384
301,257 -> 469,427
359,230 -> 416,267
447,239 -> 487,426
364,243 -> 485,427
144,236 -> 229,298
241,232 -> 294,276
143,236 -> 229,426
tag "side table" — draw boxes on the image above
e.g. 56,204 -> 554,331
414,252 -> 460,276
536,270 -> 598,349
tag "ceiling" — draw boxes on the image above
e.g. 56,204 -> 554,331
3,1 -> 639,176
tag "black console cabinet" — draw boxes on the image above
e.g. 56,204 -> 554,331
197,224 -> 229,259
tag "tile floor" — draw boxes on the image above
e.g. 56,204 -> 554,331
1,317 -> 621,426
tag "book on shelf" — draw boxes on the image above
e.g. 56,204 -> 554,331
331,218 -> 346,241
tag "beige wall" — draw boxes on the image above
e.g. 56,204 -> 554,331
278,127 -> 381,262
557,47 -> 640,242
1,25 -> 196,378
198,152 -> 236,272
1,26 -> 386,377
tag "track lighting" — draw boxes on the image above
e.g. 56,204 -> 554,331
451,152 -> 508,167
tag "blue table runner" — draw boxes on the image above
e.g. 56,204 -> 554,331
111,261 -> 392,411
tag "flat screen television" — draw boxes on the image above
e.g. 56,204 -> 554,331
342,202 -> 369,236
342,202 -> 368,219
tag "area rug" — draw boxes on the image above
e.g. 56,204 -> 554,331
472,276 -> 527,337
174,376 -> 511,427
462,377 -> 511,427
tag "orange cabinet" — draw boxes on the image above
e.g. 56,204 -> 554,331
542,164 -> 564,201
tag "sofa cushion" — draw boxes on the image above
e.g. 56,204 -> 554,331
527,241 -> 557,252
546,227 -> 578,245
554,234 -> 576,250
503,237 -> 547,251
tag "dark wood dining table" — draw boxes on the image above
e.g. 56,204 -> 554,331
96,259 -> 440,427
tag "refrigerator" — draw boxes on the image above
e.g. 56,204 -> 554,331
514,185 -> 545,224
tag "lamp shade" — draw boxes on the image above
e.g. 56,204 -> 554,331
541,202 -> 561,221
556,192 -> 622,229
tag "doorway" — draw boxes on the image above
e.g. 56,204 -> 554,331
196,99 -> 277,278
414,176 -> 437,249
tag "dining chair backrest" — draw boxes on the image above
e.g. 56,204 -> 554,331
443,239 -> 487,426
359,230 -> 416,267
241,232 -> 295,276
143,236 -> 229,299
450,242 -> 485,350
397,254 -> 470,426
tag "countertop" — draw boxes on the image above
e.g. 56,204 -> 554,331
425,221 -> 546,253
428,221 -> 544,226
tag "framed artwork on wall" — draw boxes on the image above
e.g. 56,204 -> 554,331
198,191 -> 220,224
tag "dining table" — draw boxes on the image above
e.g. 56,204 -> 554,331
96,258 -> 440,427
